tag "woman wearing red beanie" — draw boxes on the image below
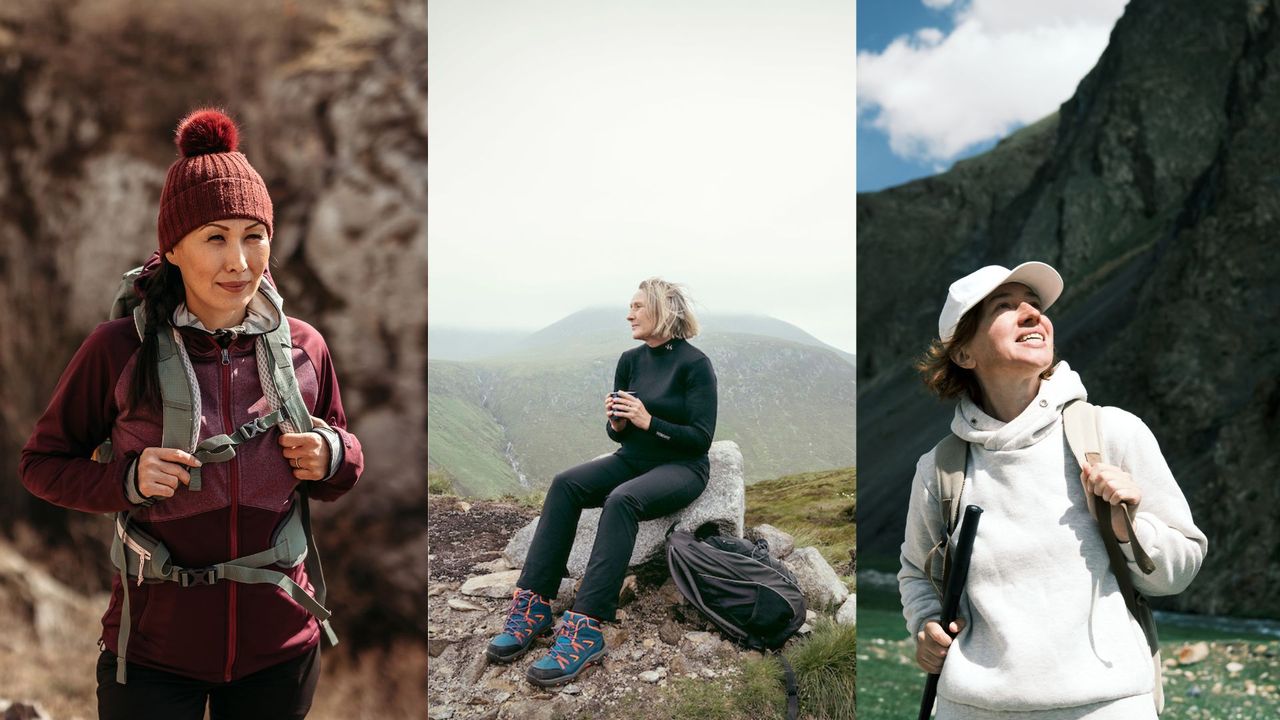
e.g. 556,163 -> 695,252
20,109 -> 364,719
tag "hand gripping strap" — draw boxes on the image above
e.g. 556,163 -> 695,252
1061,401 -> 1155,574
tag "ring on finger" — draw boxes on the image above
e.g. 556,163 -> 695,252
291,458 -> 300,469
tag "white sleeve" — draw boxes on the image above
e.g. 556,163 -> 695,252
1102,407 -> 1207,596
898,448 -> 946,637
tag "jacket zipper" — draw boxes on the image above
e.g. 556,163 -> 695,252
220,347 -> 239,682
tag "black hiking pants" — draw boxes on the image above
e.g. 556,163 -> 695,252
518,452 -> 709,622
96,644 -> 320,720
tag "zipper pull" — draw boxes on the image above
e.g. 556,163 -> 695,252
221,348 -> 230,365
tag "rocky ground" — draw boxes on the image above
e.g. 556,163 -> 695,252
426,494 -> 849,720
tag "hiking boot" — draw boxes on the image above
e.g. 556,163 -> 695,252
486,588 -> 554,663
525,610 -> 607,687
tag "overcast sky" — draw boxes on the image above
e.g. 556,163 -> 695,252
858,0 -> 1127,191
429,0 -> 856,353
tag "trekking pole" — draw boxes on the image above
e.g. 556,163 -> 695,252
917,505 -> 983,720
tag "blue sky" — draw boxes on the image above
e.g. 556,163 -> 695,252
857,0 -> 962,192
857,0 -> 1128,193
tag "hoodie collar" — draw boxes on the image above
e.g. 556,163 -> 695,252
951,361 -> 1087,451
171,285 -> 282,340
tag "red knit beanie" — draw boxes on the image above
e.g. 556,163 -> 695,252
157,108 -> 273,254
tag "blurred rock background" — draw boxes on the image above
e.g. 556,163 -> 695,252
857,0 -> 1279,619
0,0 -> 426,716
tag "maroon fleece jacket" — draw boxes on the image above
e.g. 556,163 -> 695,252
20,316 -> 363,682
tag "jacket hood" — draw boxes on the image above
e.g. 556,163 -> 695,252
172,285 -> 283,337
951,361 -> 1087,451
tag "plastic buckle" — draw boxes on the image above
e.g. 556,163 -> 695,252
178,567 -> 220,587
239,416 -> 271,440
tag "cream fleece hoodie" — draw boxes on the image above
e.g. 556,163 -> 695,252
898,363 -> 1207,717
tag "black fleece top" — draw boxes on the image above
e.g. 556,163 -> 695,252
607,338 -> 718,461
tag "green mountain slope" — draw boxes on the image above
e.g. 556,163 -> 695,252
425,361 -> 519,497
428,332 -> 856,497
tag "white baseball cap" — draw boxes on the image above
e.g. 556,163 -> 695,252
938,261 -> 1064,342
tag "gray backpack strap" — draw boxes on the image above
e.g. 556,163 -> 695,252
299,489 -> 339,646
924,433 -> 968,601
133,303 -> 204,489
109,492 -> 334,682
1062,400 -> 1164,714
257,294 -> 336,645
263,317 -> 315,434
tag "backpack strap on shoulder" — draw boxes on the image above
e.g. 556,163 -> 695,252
1062,401 -> 1155,574
924,433 -> 968,601
263,317 -> 314,434
1062,399 -> 1164,713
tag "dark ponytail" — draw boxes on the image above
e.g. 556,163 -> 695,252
127,259 -> 187,411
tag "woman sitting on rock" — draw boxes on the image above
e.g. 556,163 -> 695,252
898,261 -> 1205,718
487,277 -> 718,687
20,108 -> 363,719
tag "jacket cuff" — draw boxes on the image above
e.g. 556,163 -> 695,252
313,427 -> 344,481
123,458 -> 155,507
647,417 -> 674,442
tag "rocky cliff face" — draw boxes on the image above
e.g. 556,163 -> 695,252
858,0 -> 1279,617
0,0 -> 425,644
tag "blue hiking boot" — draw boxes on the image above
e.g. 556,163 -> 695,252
486,588 -> 554,663
525,610 -> 608,687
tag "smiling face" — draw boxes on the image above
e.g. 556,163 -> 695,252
954,282 -> 1055,383
627,290 -> 660,343
164,218 -> 270,329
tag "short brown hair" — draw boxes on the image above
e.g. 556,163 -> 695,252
916,305 -> 1056,402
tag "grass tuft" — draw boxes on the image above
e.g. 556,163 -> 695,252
427,470 -> 453,495
786,618 -> 856,719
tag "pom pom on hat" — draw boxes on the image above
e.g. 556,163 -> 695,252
175,108 -> 240,157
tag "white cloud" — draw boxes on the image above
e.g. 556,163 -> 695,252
859,0 -> 1127,162
915,27 -> 944,46
922,0 -> 955,9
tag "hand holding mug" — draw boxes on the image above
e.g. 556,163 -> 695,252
608,391 -> 651,431
605,392 -> 628,431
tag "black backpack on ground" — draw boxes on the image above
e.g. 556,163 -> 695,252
666,530 -> 806,719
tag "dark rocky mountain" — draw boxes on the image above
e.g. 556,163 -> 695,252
857,0 -> 1279,617
0,0 -> 425,681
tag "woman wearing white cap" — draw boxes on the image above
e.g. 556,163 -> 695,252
897,262 -> 1206,719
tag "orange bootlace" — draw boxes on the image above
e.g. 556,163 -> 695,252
548,615 -> 598,669
502,589 -> 545,642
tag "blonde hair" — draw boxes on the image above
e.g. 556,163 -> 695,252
639,277 -> 700,339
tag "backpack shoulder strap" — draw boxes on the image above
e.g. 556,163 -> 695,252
257,286 -> 334,644
260,286 -> 314,434
934,433 -> 968,536
134,304 -> 199,453
1062,400 -> 1154,574
924,433 -> 968,600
